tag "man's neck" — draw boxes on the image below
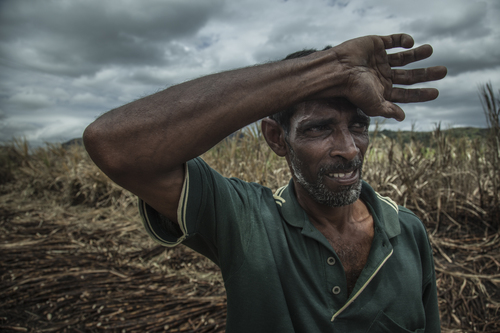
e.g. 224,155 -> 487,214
294,178 -> 375,296
292,180 -> 371,233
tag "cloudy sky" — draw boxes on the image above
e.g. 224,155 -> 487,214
1,0 -> 499,147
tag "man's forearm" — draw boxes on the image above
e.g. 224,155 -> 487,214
83,49 -> 343,179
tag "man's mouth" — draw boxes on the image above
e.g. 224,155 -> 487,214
326,169 -> 357,179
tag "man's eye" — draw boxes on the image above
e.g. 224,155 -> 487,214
307,125 -> 329,132
351,122 -> 368,131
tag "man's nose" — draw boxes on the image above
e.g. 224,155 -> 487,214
328,129 -> 359,161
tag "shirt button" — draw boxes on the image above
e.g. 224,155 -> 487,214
327,257 -> 336,266
332,286 -> 341,295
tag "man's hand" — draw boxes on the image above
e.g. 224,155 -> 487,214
331,33 -> 447,121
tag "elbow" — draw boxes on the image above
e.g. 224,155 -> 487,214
83,121 -> 103,163
83,121 -> 124,179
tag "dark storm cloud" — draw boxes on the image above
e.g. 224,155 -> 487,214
402,1 -> 491,41
0,0 -> 499,146
410,42 -> 500,77
396,1 -> 500,76
253,21 -> 328,63
435,53 -> 500,77
0,0 -> 224,77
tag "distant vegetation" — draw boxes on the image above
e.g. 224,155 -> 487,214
372,127 -> 488,146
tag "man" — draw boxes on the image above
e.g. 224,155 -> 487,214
84,34 -> 447,332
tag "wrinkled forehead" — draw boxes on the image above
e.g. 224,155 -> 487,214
292,98 -> 367,121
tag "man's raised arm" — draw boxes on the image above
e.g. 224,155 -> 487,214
83,33 -> 446,221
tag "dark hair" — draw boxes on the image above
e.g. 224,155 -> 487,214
268,45 -> 332,135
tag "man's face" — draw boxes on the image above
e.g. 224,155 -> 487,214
285,99 -> 370,207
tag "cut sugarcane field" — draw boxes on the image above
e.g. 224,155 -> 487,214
1,85 -> 499,332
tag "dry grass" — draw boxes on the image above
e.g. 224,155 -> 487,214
0,124 -> 499,332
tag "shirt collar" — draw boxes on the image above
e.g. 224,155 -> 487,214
273,179 -> 401,239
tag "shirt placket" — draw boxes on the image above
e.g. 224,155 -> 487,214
300,226 -> 349,314
330,225 -> 394,322
324,249 -> 349,313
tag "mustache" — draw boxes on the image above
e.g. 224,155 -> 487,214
319,157 -> 363,175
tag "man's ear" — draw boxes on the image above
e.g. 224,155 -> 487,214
262,118 -> 288,157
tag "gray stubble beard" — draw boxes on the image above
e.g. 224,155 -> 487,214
288,146 -> 363,207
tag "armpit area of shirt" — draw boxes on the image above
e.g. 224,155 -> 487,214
157,210 -> 183,238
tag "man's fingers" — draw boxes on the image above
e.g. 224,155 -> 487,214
388,44 -> 434,67
389,87 -> 440,103
383,101 -> 406,121
363,100 -> 406,122
392,66 -> 448,85
380,34 -> 414,50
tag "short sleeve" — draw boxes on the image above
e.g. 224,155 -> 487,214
138,157 -> 273,270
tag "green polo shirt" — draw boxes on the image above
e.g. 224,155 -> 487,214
139,157 -> 440,333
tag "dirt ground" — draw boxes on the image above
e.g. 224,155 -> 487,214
1,189 -> 499,332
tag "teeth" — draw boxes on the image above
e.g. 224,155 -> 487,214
328,171 -> 354,178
